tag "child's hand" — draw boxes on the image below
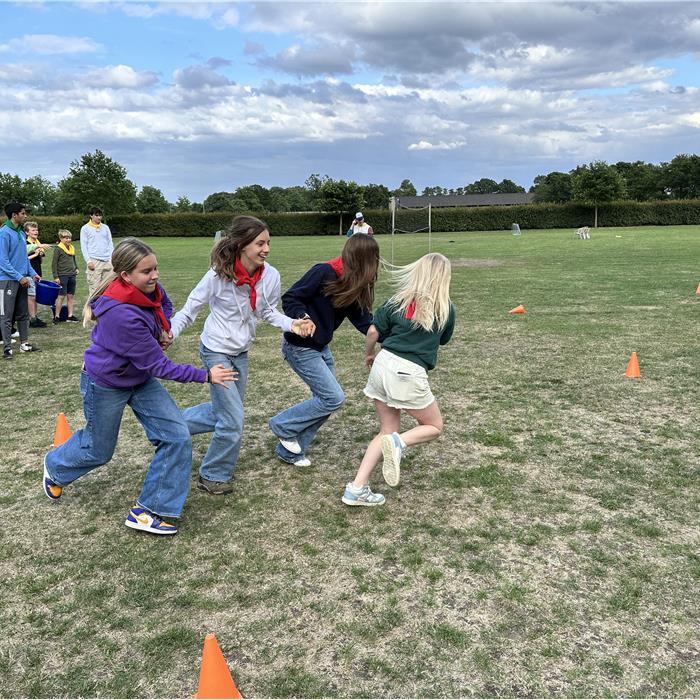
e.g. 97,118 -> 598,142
365,353 -> 375,368
54,278 -> 60,284
291,318 -> 315,337
159,330 -> 173,349
209,364 -> 237,387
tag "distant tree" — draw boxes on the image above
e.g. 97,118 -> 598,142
464,178 -> 499,194
531,171 -> 573,203
318,179 -> 364,234
496,179 -> 525,193
203,191 -> 235,212
173,195 -> 194,212
305,173 -> 330,210
233,185 -> 266,212
363,183 -> 391,209
571,161 -> 626,227
422,186 -> 447,197
0,173 -> 58,214
613,161 -> 665,201
0,172 -> 23,205
318,179 -> 364,214
190,201 -> 204,213
661,154 -> 700,199
56,150 -> 137,215
268,187 -> 290,212
285,186 -> 314,212
136,185 -> 171,214
393,179 -> 417,197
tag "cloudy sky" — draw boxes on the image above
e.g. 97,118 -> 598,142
2,0 -> 700,201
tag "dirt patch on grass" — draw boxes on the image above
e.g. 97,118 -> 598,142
452,258 -> 503,268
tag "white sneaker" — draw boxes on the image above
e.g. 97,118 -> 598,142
292,457 -> 311,467
11,331 -> 19,338
381,432 -> 403,486
279,437 -> 302,455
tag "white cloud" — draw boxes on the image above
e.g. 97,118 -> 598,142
408,140 -> 466,151
84,64 -> 158,89
0,34 -> 101,55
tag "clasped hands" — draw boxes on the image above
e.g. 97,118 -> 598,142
291,317 -> 315,338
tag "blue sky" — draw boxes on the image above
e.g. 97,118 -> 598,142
2,0 -> 700,203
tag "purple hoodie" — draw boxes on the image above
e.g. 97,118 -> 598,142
84,283 -> 207,389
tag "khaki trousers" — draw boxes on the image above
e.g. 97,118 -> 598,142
86,260 -> 114,297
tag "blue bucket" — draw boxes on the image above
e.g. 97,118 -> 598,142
35,280 -> 61,306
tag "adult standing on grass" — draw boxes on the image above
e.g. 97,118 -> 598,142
170,215 -> 314,496
25,220 -> 50,328
269,233 -> 380,467
80,206 -> 114,298
52,229 -> 80,323
0,202 -> 41,359
342,253 -> 455,507
346,212 -> 374,237
42,238 -> 235,536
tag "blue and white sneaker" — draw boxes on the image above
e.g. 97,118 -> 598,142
125,507 -> 178,535
342,482 -> 385,507
42,456 -> 63,502
381,432 -> 403,486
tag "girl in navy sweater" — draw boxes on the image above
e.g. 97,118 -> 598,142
269,234 -> 380,466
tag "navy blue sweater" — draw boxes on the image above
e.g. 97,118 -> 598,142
282,262 -> 373,351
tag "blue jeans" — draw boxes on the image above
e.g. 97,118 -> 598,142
268,340 -> 344,462
45,372 -> 193,518
183,342 -> 248,482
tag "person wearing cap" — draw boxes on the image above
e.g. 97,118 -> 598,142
347,212 -> 374,237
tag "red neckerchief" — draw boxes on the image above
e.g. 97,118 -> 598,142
406,299 -> 416,320
325,256 -> 343,278
234,257 -> 264,310
102,278 -> 171,332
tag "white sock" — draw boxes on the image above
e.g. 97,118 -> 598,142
395,432 -> 407,450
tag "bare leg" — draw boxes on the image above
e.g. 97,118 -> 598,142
66,294 -> 75,316
401,400 -> 443,445
352,400 -> 400,487
54,294 -> 64,319
28,297 -> 37,318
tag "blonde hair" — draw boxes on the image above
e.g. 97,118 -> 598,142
83,237 -> 155,327
57,229 -> 72,240
386,253 -> 452,332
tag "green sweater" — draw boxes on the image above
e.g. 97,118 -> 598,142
52,246 -> 78,278
374,300 -> 455,371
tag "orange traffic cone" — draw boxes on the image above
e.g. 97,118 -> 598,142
509,304 -> 525,314
52,412 -> 72,447
696,281 -> 700,294
625,352 -> 640,378
193,634 -> 242,699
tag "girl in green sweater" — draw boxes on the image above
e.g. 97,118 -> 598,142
342,253 -> 455,506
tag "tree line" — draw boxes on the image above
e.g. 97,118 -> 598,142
1,149 -> 698,218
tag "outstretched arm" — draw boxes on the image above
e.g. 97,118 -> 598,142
365,324 -> 379,367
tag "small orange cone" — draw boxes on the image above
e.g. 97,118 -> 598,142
509,304 -> 525,314
52,412 -> 72,447
625,352 -> 640,378
193,634 -> 242,699
696,281 -> 700,294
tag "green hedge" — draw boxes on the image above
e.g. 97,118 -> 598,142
31,200 -> 700,240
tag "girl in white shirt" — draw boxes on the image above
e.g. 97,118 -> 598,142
170,215 -> 313,495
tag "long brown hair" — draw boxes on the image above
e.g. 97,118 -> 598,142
210,215 -> 268,281
324,234 -> 379,311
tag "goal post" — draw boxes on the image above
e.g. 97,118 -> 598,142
389,197 -> 432,263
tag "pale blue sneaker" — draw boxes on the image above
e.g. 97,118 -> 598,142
381,432 -> 403,486
342,482 -> 385,507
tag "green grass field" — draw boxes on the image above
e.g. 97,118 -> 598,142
1,226 -> 699,698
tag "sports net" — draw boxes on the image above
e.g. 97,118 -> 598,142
389,198 -> 432,263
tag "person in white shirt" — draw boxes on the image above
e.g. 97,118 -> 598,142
80,207 -> 114,297
347,212 -> 374,237
170,215 -> 314,495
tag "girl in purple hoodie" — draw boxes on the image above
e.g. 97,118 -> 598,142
42,238 -> 235,536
